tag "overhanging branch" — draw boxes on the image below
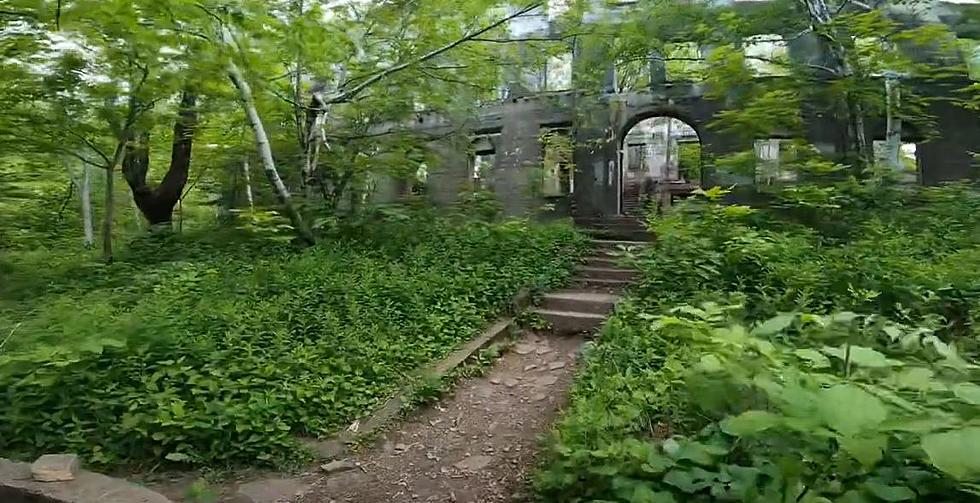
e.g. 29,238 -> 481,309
327,2 -> 544,105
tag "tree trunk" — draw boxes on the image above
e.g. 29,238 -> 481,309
303,92 -> 327,199
227,61 -> 316,245
242,157 -> 255,211
101,135 -> 132,263
81,164 -> 93,247
801,0 -> 873,167
122,92 -> 198,227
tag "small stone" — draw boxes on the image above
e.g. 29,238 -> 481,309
454,455 -> 493,471
523,364 -> 538,371
489,377 -> 501,385
536,346 -> 554,355
548,361 -> 567,370
536,375 -> 559,386
532,393 -> 548,402
503,378 -> 520,388
31,454 -> 79,482
320,460 -> 355,475
514,343 -> 536,355
394,443 -> 409,452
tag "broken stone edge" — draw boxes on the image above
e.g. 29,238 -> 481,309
304,316 -> 519,461
0,458 -> 172,503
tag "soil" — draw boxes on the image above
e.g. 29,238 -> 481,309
296,332 -> 585,503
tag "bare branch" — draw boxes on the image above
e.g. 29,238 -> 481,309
328,3 -> 544,105
65,130 -> 112,166
470,32 -> 584,43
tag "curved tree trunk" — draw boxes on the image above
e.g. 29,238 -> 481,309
227,60 -> 316,245
122,92 -> 198,227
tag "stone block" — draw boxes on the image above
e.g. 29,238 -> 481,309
2,457 -> 172,503
31,454 -> 79,482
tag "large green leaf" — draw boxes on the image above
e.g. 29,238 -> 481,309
822,345 -> 903,368
751,313 -> 796,336
922,428 -> 980,480
721,410 -> 782,436
952,383 -> 980,406
793,348 -> 830,368
888,367 -> 941,391
838,435 -> 885,467
864,481 -> 916,501
818,384 -> 887,436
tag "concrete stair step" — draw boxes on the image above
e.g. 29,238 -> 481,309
584,256 -> 623,268
572,277 -> 632,290
578,266 -> 638,281
586,228 -> 650,241
532,309 -> 607,335
593,239 -> 648,250
541,291 -> 621,315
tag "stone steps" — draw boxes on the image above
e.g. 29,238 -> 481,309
540,291 -> 621,314
584,256 -> 621,268
532,309 -> 608,335
577,266 -> 639,282
576,218 -> 650,241
531,238 -> 646,335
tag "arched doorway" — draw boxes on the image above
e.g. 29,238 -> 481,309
619,116 -> 702,216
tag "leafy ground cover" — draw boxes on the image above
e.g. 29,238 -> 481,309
0,211 -> 587,469
535,182 -> 980,502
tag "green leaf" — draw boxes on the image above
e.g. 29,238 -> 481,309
697,354 -> 724,372
751,313 -> 795,336
629,485 -> 676,503
818,384 -> 887,436
665,440 -> 728,466
664,470 -> 702,494
793,348 -> 830,368
165,452 -> 192,462
822,345 -> 902,368
889,367 -> 940,391
721,410 -> 782,436
952,383 -> 980,405
838,435 -> 885,467
863,481 -> 916,501
922,428 -> 980,480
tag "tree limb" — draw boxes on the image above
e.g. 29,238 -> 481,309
470,32 -> 584,43
327,2 -> 544,105
65,130 -> 113,166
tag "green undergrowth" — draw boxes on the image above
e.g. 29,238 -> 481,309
0,212 -> 587,469
535,182 -> 980,502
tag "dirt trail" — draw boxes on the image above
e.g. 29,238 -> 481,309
297,332 -> 584,503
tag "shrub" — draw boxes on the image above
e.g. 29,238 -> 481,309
0,215 -> 587,468
536,183 -> 980,502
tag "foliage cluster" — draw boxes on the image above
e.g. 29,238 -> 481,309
535,183 -> 980,502
0,212 -> 587,469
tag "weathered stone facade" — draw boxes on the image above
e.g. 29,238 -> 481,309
374,1 -> 980,219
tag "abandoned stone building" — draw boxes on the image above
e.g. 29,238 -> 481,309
373,0 -> 980,223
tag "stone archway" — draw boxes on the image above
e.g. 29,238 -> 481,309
618,114 -> 703,216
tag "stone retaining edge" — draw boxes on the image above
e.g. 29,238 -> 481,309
0,458 -> 172,503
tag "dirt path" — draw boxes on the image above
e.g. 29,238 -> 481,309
297,332 -> 584,503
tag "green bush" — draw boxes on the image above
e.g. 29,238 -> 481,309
536,183 -> 980,502
0,214 -> 587,468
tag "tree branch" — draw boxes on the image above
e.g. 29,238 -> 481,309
470,32 -> 584,43
65,130 -> 112,166
327,2 -> 544,105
